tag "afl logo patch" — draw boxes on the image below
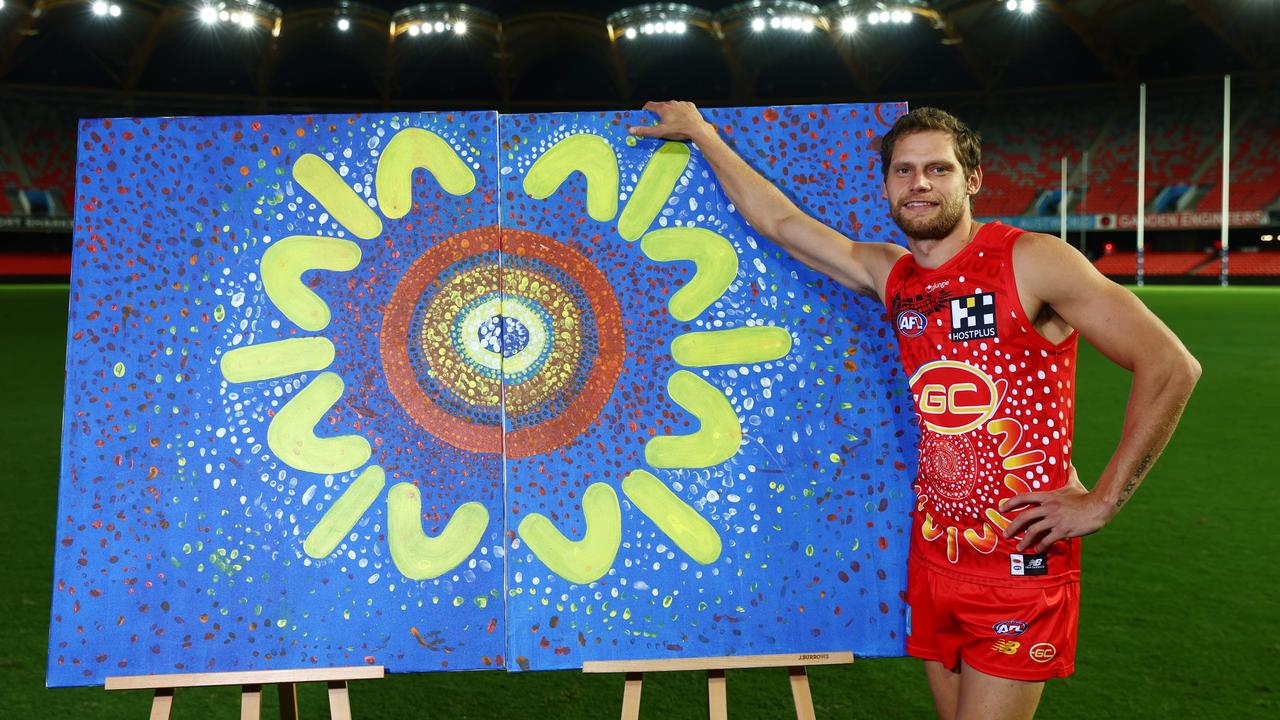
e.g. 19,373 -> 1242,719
896,310 -> 927,337
993,620 -> 1028,637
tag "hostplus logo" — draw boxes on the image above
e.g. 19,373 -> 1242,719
949,292 -> 997,342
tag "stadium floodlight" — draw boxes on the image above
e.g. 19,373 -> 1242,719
392,4 -> 498,41
198,2 -> 280,31
89,1 -> 122,18
825,1 -> 922,28
606,4 -> 713,42
824,0 -> 936,33
718,1 -> 824,35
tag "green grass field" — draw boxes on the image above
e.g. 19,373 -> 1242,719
2,285 -> 1276,719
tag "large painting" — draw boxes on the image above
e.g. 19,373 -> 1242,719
49,104 -> 915,687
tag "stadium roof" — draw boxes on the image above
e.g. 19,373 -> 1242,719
0,1 -> 1275,109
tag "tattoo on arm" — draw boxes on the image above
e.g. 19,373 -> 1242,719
1115,453 -> 1153,509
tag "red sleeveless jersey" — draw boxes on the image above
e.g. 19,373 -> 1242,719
884,222 -> 1080,586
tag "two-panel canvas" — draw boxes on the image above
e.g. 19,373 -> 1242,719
48,104 -> 916,686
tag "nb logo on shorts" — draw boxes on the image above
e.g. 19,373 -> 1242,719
991,639 -> 1021,655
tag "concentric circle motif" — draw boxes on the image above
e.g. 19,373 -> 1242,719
919,431 -> 979,501
381,225 -> 625,457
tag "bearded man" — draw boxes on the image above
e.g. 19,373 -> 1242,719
630,103 -> 1199,720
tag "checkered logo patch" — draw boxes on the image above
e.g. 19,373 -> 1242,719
949,292 -> 997,342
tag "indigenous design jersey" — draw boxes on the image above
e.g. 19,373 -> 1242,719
885,222 -> 1080,586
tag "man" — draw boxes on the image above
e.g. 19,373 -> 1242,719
630,103 -> 1200,720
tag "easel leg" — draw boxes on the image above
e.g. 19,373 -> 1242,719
707,669 -> 728,720
620,672 -> 643,720
328,680 -> 353,720
277,681 -> 299,720
149,688 -> 174,720
788,666 -> 816,720
241,684 -> 262,720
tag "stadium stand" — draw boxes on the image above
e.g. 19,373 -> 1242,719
1195,93 -> 1280,213
1195,250 -> 1280,276
972,94 -> 1114,217
971,83 -> 1278,220
0,127 -> 22,216
0,175 -> 15,215
1075,91 -> 1223,216
1,81 -> 1276,281
1092,251 -> 1217,276
2,102 -> 77,212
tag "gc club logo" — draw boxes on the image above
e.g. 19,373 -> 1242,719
896,309 -> 927,337
993,620 -> 1028,637
908,360 -> 1001,435
1029,642 -> 1057,663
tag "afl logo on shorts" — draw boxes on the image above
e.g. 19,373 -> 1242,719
1029,642 -> 1057,663
993,620 -> 1028,637
896,310 -> 926,337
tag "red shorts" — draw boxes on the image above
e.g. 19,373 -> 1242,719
905,557 -> 1078,681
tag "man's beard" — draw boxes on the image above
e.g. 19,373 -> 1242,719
890,192 -> 967,241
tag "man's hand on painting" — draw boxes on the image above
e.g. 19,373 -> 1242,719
629,101 -> 717,144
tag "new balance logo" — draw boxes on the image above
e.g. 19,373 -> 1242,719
991,639 -> 1021,655
949,292 -> 997,342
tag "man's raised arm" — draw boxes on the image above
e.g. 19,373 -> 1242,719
628,101 -> 905,301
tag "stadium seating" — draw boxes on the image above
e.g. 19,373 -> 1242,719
1195,251 -> 1280,276
0,86 -> 1276,281
1092,251 -> 1216,276
1195,100 -> 1280,213
0,102 -> 78,213
973,95 -> 1111,217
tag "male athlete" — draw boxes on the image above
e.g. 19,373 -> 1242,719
630,103 -> 1200,719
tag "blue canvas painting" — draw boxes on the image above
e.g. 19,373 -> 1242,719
49,103 -> 915,687
501,104 -> 916,670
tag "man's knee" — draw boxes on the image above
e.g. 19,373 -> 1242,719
953,660 -> 1044,720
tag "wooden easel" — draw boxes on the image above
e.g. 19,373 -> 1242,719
104,665 -> 385,720
583,651 -> 853,720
